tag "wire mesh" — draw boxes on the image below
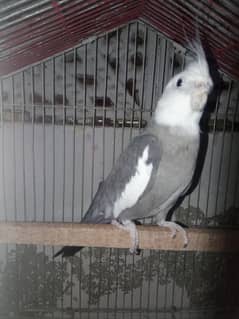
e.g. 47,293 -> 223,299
0,21 -> 239,318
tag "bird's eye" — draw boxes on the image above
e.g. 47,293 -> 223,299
176,78 -> 183,87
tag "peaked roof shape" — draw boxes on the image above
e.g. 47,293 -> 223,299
0,0 -> 238,79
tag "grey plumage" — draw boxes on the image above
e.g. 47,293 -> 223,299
83,134 -> 161,224
55,41 -> 213,257
119,124 -> 199,223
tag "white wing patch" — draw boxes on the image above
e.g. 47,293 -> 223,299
113,146 -> 153,218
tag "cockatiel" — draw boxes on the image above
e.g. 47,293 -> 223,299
54,41 -> 213,258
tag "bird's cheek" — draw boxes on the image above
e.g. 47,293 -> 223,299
191,92 -> 208,111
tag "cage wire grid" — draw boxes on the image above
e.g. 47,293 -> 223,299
0,21 -> 239,318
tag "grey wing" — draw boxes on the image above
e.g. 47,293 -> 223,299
82,134 -> 161,223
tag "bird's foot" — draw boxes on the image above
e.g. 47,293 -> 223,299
112,219 -> 139,254
158,220 -> 188,247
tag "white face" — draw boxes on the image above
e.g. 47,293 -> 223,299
164,60 -> 213,112
154,45 -> 214,135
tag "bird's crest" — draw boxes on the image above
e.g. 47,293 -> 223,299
185,40 -> 211,82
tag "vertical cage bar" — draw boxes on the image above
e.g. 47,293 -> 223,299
204,93 -> 220,219
112,29 -> 119,314
31,67 -> 36,220
113,29 -> 120,318
79,44 -> 88,313
0,79 -> 7,220
232,92 -> 239,207
31,64 -> 38,315
122,27 -> 130,319
78,44 -> 88,316
104,31 -> 112,319
169,45 -> 175,77
11,76 -> 17,220
62,53 -> 66,222
138,24 -> 147,128
39,64 -> 46,311
70,48 -> 77,316
122,252 -> 128,319
172,51 -> 188,316
93,39 -> 102,319
149,33 -> 158,116
91,39 -> 98,201
154,37 -> 164,314
42,63 -> 46,222
81,44 -> 87,216
102,33 -> 109,180
21,72 -> 27,220
103,34 -> 112,319
223,85 -> 239,212
121,24 -> 130,152
162,41 -> 174,315
163,250 -> 170,312
160,38 -> 168,94
214,80 -> 232,220
70,49 -> 75,311
129,22 -> 138,141
146,249 -> 153,313
41,63 -> 47,310
179,251 -> 187,314
177,52 -> 186,220
2,76 -> 9,315
72,48 -> 77,222
171,250 -> 178,310
51,57 -> 56,314
128,24 -> 136,319
61,53 -> 66,315
61,53 -> 66,318
178,50 -> 189,314
114,250 -> 120,318
195,164 -> 202,224
52,58 -> 56,221
155,252 -> 161,316
233,157 -> 239,207
97,248 -> 103,319
189,43 -> 203,225
130,22 -> 139,319
112,29 -> 119,165
88,249 -> 93,319
106,249 -> 113,319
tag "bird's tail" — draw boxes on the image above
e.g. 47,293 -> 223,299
54,246 -> 83,258
54,213 -> 111,258
54,181 -> 111,258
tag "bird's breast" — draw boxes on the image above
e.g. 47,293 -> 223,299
153,133 -> 200,203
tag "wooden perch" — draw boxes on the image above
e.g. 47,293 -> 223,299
0,222 -> 238,252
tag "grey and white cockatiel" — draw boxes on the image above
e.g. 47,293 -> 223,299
54,42 -> 213,258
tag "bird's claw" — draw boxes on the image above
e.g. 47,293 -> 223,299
158,220 -> 188,248
170,229 -> 177,239
112,219 -> 139,254
183,241 -> 188,249
129,247 -> 140,255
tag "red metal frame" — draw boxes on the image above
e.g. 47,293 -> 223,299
0,0 -> 238,79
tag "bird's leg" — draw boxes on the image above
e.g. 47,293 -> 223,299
112,219 -> 139,254
157,220 -> 188,247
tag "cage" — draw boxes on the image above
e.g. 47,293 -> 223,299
0,1 -> 239,318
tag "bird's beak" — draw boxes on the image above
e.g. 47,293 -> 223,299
195,81 -> 213,94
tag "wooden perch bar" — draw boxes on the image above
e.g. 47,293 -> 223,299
0,222 -> 238,252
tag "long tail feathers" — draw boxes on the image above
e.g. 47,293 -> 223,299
54,246 -> 83,258
54,182 -> 109,258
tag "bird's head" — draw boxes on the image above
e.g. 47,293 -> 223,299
155,41 -> 213,135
